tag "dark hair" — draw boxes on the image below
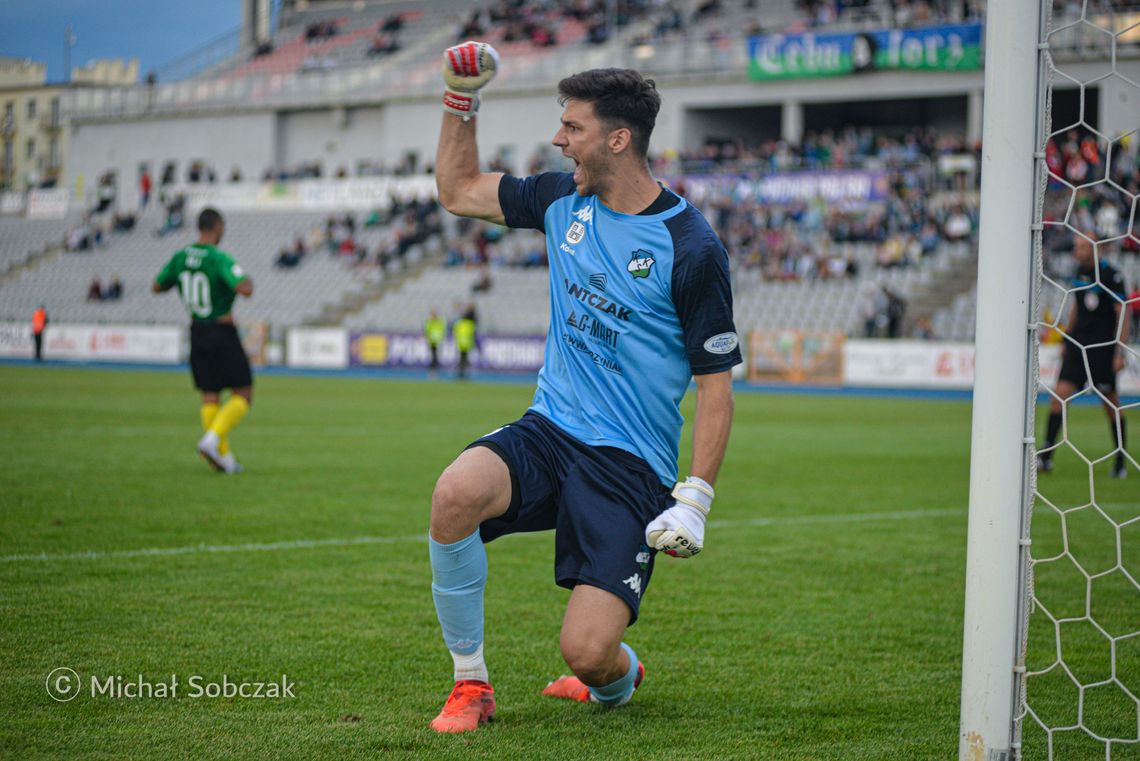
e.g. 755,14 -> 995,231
198,207 -> 224,232
557,69 -> 661,158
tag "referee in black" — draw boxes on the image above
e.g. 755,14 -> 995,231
1038,235 -> 1131,479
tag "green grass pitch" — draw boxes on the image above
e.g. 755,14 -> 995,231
0,365 -> 1135,760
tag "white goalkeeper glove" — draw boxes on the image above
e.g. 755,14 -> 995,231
441,41 -> 500,121
645,476 -> 714,558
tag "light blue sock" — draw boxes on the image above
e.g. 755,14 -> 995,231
429,530 -> 487,656
588,643 -> 640,706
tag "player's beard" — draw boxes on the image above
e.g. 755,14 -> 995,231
573,153 -> 612,199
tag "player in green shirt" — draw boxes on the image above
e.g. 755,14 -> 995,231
153,207 -> 254,474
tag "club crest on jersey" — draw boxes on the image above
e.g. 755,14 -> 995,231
627,250 -> 655,279
566,221 -> 586,245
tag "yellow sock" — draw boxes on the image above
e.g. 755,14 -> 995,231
209,396 -> 249,440
200,402 -> 219,431
201,402 -> 230,454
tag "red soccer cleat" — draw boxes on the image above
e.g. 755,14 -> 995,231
542,661 -> 645,704
429,680 -> 496,733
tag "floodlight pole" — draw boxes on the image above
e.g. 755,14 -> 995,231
958,0 -> 1046,758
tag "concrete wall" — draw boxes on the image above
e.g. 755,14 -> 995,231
277,106 -> 387,172
1096,59 -> 1140,142
67,111 -> 276,207
379,94 -> 565,172
62,57 -> 1137,195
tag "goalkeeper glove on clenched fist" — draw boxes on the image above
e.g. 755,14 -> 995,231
441,41 -> 499,120
645,476 -> 714,558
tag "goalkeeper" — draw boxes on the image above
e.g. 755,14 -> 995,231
426,42 -> 741,733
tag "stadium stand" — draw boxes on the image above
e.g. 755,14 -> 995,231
0,207 -> 389,327
0,216 -> 80,276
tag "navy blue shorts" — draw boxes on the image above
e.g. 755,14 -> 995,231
468,411 -> 672,624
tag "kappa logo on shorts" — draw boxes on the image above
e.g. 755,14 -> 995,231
623,573 -> 642,598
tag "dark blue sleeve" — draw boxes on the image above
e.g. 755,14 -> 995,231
497,172 -> 576,232
667,209 -> 743,375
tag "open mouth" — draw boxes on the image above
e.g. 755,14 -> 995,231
571,158 -> 582,184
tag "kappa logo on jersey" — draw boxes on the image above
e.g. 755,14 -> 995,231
623,573 -> 642,597
566,221 -> 586,245
627,249 -> 655,279
589,273 -> 607,291
572,206 -> 593,224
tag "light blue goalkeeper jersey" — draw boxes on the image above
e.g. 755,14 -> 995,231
498,172 -> 742,486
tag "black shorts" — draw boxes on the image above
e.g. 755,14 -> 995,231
1059,342 -> 1116,395
470,411 -> 672,624
189,321 -> 253,393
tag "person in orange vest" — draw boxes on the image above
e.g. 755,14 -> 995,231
31,305 -> 48,362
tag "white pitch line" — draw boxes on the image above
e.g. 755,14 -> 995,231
0,507 -> 963,565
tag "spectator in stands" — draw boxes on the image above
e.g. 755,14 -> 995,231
229,166 -> 243,183
913,317 -> 936,341
368,33 -> 401,57
156,194 -> 186,237
861,283 -> 886,337
31,305 -> 47,362
472,265 -> 493,293
942,205 -> 973,241
1130,285 -> 1140,340
87,277 -> 103,302
458,10 -> 487,41
305,19 -> 339,42
338,233 -> 359,258
95,172 -> 117,214
139,168 -> 152,210
885,288 -> 907,338
66,219 -> 98,251
112,211 -> 136,232
105,277 -> 123,301
382,12 -> 404,33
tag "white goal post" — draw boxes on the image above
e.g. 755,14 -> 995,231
958,0 -> 1046,755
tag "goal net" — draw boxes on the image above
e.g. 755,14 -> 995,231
960,1 -> 1139,759
1021,2 -> 1140,758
